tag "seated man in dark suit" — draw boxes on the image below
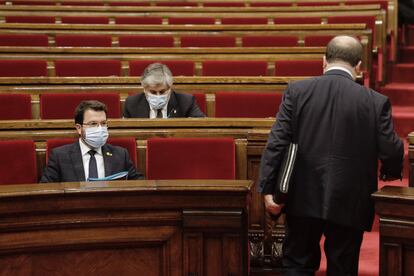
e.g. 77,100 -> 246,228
123,63 -> 205,118
41,100 -> 144,182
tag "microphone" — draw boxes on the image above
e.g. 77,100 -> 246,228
167,108 -> 177,118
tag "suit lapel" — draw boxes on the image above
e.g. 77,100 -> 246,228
136,93 -> 151,118
70,142 -> 86,181
102,144 -> 113,176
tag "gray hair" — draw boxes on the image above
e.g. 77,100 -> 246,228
140,63 -> 173,88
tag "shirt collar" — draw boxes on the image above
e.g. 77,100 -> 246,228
79,138 -> 102,156
325,66 -> 354,79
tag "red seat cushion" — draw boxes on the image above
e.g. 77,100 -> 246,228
242,35 -> 298,47
0,94 -> 32,119
274,17 -> 322,24
55,60 -> 122,77
40,93 -> 121,119
202,60 -> 268,76
5,16 -> 55,23
115,17 -> 162,24
250,2 -> 291,7
109,1 -> 150,6
55,34 -> 112,47
146,137 -> 235,180
11,1 -> 55,5
129,60 -> 195,76
180,35 -> 236,47
0,140 -> 37,184
61,16 -> 109,24
119,35 -> 174,47
275,60 -> 323,76
168,17 -> 215,25
297,1 -> 340,6
0,59 -> 48,77
221,17 -> 268,24
156,1 -> 197,6
327,16 -> 376,41
204,2 -> 244,7
0,34 -> 49,46
61,1 -> 104,6
304,35 -> 335,46
215,92 -> 282,118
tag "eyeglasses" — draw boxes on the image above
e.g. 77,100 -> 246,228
82,121 -> 108,128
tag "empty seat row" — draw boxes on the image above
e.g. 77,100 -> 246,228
0,137 -> 236,184
0,59 -> 323,77
0,33 -> 335,47
0,92 -> 283,119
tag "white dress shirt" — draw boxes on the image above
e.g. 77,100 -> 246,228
325,66 -> 354,79
149,104 -> 168,119
79,138 -> 105,180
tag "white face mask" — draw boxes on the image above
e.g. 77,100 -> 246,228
83,126 -> 109,149
146,93 -> 169,110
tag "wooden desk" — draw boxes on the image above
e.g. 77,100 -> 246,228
0,179 -> 252,275
372,186 -> 414,276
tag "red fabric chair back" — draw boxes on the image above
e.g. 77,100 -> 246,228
242,35 -> 298,47
156,1 -> 197,6
115,17 -> 162,24
61,16 -> 109,24
55,60 -> 122,77
168,17 -> 215,25
221,17 -> 268,24
250,2 -> 291,7
109,1 -> 150,6
46,137 -> 138,167
0,34 -> 48,46
204,2 -> 244,7
180,35 -> 236,47
0,59 -> 47,77
202,60 -> 268,76
327,16 -> 376,41
5,16 -> 55,23
40,93 -> 121,119
146,137 -> 235,179
191,93 -> 206,114
119,35 -> 174,47
215,92 -> 282,118
55,35 -> 112,47
297,1 -> 339,6
129,60 -> 195,76
0,94 -> 32,120
11,1 -> 54,5
345,0 -> 388,11
0,140 -> 37,184
274,17 -> 321,24
61,1 -> 104,6
304,35 -> 335,46
275,60 -> 323,76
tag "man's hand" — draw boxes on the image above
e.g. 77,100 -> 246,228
264,194 -> 285,216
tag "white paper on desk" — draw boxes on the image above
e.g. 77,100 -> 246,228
87,171 -> 128,182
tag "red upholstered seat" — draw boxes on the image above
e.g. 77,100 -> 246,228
0,59 -> 48,77
191,93 -> 206,114
0,34 -> 48,46
46,137 -> 138,167
61,16 -> 109,24
119,35 -> 174,47
54,60 -> 122,77
109,1 -> 150,6
203,2 -> 244,7
146,137 -> 235,179
55,34 -> 112,47
115,17 -> 162,24
61,1 -> 104,6
40,93 -> 120,119
297,1 -> 340,6
327,16 -> 376,41
242,35 -> 298,47
129,60 -> 195,76
274,17 -> 322,24
221,17 -> 268,25
345,0 -> 388,11
0,94 -> 32,120
156,1 -> 197,6
180,35 -> 236,47
11,1 -> 54,5
275,60 -> 323,76
5,16 -> 55,23
202,60 -> 268,76
250,2 -> 291,7
0,140 -> 37,184
215,92 -> 282,118
168,17 -> 215,25
304,35 -> 335,46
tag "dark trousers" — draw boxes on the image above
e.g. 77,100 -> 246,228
282,215 -> 364,276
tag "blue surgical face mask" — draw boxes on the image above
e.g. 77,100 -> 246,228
146,93 -> 169,110
83,126 -> 109,149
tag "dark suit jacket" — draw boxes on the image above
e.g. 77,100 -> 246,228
259,69 -> 404,231
40,141 -> 144,183
123,91 -> 205,118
